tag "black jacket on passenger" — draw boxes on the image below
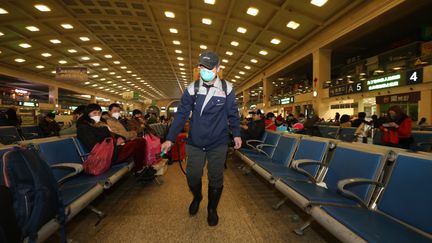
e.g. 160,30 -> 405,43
241,119 -> 265,141
76,118 -> 111,152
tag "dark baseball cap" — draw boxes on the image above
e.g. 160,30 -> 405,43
199,51 -> 219,69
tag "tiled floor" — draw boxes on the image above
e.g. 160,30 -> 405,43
47,154 -> 339,243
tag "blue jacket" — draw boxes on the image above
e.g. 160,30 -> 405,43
166,78 -> 241,150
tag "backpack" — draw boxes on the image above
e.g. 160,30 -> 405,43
83,137 -> 114,176
0,146 -> 66,243
192,79 -> 228,103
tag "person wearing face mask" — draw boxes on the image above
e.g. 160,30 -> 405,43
77,104 -> 148,175
106,103 -> 137,141
380,105 -> 413,149
160,51 -> 242,227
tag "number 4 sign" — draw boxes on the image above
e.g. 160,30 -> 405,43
406,68 -> 423,85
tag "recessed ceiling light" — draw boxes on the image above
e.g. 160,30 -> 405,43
131,74 -> 137,77
200,45 -> 207,50
179,68 -> 186,71
232,79 -> 236,83
104,54 -> 113,58
173,40 -> 181,45
67,49 -> 77,53
0,8 -> 8,14
246,7 -> 259,16
259,50 -> 268,55
61,24 -> 74,29
51,70 -> 56,74
237,27 -> 247,34
92,84 -> 98,87
235,75 -> 240,79
113,61 -> 120,64
41,52 -> 52,57
204,0 -> 216,5
50,39 -> 61,44
36,65 -> 45,69
58,60 -> 67,64
84,81 -> 91,85
180,72 -> 186,75
244,66 -> 251,70
169,28 -> 178,34
0,32 -> 3,36
222,59 -> 228,63
100,78 -> 106,81
93,46 -> 102,51
177,57 -> 184,61
271,38 -> 281,45
34,4 -> 51,12
226,51 -> 233,56
126,70 -> 132,73
26,26 -> 40,32
164,11 -> 175,18
92,63 -> 100,66
179,63 -> 185,66
19,43 -> 32,49
311,0 -> 328,7
175,50 -> 182,54
287,21 -> 300,29
109,72 -> 115,75
92,75 -> 99,78
202,18 -> 212,25
102,68 -> 109,71
230,41 -> 239,46
239,71 -> 245,75
120,66 -> 127,69
80,36 -> 90,42
220,65 -> 225,69
81,56 -> 90,61
250,59 -> 258,63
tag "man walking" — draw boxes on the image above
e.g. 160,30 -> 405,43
161,51 -> 241,226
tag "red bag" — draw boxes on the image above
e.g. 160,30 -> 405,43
83,138 -> 114,175
381,128 -> 399,145
143,133 -> 161,166
171,133 -> 187,161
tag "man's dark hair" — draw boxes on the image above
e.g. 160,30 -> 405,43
46,112 -> 56,118
266,112 -> 275,119
358,112 -> 366,119
108,103 -> 121,111
73,105 -> 86,115
132,109 -> 142,116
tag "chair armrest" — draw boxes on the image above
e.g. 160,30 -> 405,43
50,163 -> 83,184
291,159 -> 322,183
256,144 -> 276,149
337,178 -> 383,208
246,139 -> 263,150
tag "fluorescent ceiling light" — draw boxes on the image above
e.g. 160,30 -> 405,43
80,36 -> 90,41
84,82 -> 90,85
232,79 -> 236,83
204,0 -> 216,5
237,27 -> 247,34
81,56 -> 90,61
173,40 -> 181,45
93,46 -> 102,51
220,65 -> 225,69
104,54 -> 113,58
175,50 -> 182,54
180,68 -> 185,71
250,59 -> 258,63
34,4 -> 51,12
68,49 -> 77,53
126,70 -> 132,73
164,11 -> 175,18
177,57 -> 184,60
26,26 -> 40,32
100,78 -> 106,81
271,38 -> 281,45
109,72 -> 115,75
239,71 -> 245,75
244,66 -> 251,70
247,7 -> 259,16
310,0 -> 328,7
230,41 -> 239,46
222,59 -> 228,63
202,18 -> 212,25
0,8 -> 8,14
200,45 -> 207,50
169,28 -> 178,33
0,32 -> 3,36
102,68 -> 108,71
179,63 -> 185,66
50,39 -> 61,44
58,60 -> 67,64
131,74 -> 137,76
92,75 -> 99,78
36,65 -> 45,69
92,63 -> 100,66
19,43 -> 32,48
41,52 -> 52,57
120,66 -> 127,69
226,51 -> 233,56
61,24 -> 74,29
113,61 -> 120,64
235,75 -> 240,79
287,21 -> 300,29
259,50 -> 268,55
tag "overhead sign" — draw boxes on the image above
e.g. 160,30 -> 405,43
329,81 -> 363,97
17,101 -> 39,107
55,67 -> 88,82
406,68 -> 423,85
280,96 -> 294,105
376,92 -> 421,104
367,74 -> 400,91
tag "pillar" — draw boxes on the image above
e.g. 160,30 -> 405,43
312,49 -> 332,118
419,89 -> 432,122
48,86 -> 58,105
242,90 -> 250,117
91,95 -> 96,103
263,77 -> 273,112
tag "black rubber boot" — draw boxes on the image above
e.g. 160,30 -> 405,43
207,186 -> 223,226
188,183 -> 202,216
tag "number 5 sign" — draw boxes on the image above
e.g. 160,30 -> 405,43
406,68 -> 423,85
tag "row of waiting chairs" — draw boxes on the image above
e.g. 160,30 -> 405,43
0,125 -> 44,145
0,136 -> 135,242
317,125 -> 432,152
235,131 -> 432,243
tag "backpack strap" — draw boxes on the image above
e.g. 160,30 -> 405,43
193,80 -> 200,101
221,79 -> 228,97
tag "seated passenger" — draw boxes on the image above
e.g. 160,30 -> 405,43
60,105 -> 86,136
5,107 -> 21,126
286,113 -> 298,127
264,112 -> 276,131
106,103 -> 137,141
339,114 -> 352,128
39,112 -> 61,137
380,105 -> 413,149
418,117 -> 428,130
76,104 -> 147,174
127,109 -> 145,137
240,109 -> 265,143
351,112 -> 370,127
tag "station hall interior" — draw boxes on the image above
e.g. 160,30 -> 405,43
0,0 -> 432,243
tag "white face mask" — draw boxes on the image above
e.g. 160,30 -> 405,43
90,116 -> 101,123
112,112 -> 121,119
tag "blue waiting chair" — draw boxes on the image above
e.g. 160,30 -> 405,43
317,125 -> 340,139
411,131 -> 432,152
0,126 -> 22,145
311,152 -> 432,243
20,125 -> 44,140
338,127 -> 357,142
